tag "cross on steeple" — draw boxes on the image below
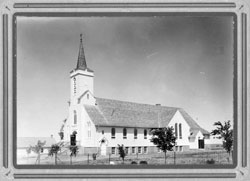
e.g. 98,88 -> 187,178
76,33 -> 87,70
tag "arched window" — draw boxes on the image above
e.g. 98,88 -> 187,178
175,123 -> 178,138
179,123 -> 182,139
111,128 -> 116,139
123,128 -> 127,139
134,128 -> 137,139
144,129 -> 147,139
74,110 -> 77,124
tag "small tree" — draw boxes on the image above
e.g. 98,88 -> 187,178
117,144 -> 126,164
150,127 -> 176,164
26,146 -> 32,163
58,131 -> 64,140
28,140 -> 46,164
48,144 -> 61,165
69,145 -> 79,165
211,120 -> 233,159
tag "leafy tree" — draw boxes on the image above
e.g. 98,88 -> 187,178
117,144 -> 126,164
211,120 -> 233,158
48,144 -> 61,165
69,145 -> 79,165
150,127 -> 176,164
28,140 -> 46,164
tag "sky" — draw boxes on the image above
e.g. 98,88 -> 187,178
16,15 -> 234,140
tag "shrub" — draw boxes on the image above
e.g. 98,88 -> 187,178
92,153 -> 97,160
131,161 -> 137,164
206,159 -> 215,164
139,161 -> 148,165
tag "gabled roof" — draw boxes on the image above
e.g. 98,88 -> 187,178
84,97 -> 209,134
17,137 -> 57,148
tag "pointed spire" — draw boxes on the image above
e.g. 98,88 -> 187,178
76,33 -> 87,70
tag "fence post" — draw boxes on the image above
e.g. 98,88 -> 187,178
109,154 -> 111,164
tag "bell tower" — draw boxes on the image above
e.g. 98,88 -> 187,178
70,34 -> 94,104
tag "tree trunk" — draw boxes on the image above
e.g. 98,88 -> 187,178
70,156 -> 72,165
55,153 -> 57,165
38,152 -> 40,164
227,151 -> 231,163
164,151 -> 166,165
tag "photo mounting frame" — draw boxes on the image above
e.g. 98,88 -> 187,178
0,0 -> 249,180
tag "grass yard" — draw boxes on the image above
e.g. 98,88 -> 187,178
17,150 -> 233,165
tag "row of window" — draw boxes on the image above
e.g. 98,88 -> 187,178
174,123 -> 182,139
111,146 -> 148,155
111,128 -> 148,139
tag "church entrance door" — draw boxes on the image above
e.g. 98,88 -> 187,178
198,139 -> 205,149
100,139 -> 107,156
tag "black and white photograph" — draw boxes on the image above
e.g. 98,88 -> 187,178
16,15 -> 235,166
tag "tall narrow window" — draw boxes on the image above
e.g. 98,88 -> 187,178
125,147 -> 129,154
132,147 -> 135,154
87,121 -> 91,138
144,129 -> 147,139
138,147 -> 142,154
175,123 -> 178,138
179,123 -> 182,139
123,128 -> 127,139
74,110 -> 77,124
134,128 -> 137,139
111,147 -> 116,154
111,128 -> 115,139
87,94 -> 89,99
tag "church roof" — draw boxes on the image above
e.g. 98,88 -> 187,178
75,34 -> 93,72
84,98 -> 209,134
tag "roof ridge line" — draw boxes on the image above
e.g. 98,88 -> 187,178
96,97 -> 180,109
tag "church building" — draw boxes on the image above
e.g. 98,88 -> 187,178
61,34 -> 212,156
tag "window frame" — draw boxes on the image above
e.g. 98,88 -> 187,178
179,123 -> 182,139
132,147 -> 135,154
175,123 -> 178,138
123,128 -> 127,139
134,128 -> 137,139
111,147 -> 116,154
144,129 -> 147,139
73,110 -> 77,124
138,147 -> 142,154
111,128 -> 116,139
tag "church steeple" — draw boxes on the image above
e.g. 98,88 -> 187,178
70,34 -> 94,104
76,34 -> 87,70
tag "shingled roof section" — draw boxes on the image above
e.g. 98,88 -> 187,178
84,97 -> 209,134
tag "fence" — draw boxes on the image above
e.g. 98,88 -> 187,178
58,150 -> 233,165
18,150 -> 233,165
